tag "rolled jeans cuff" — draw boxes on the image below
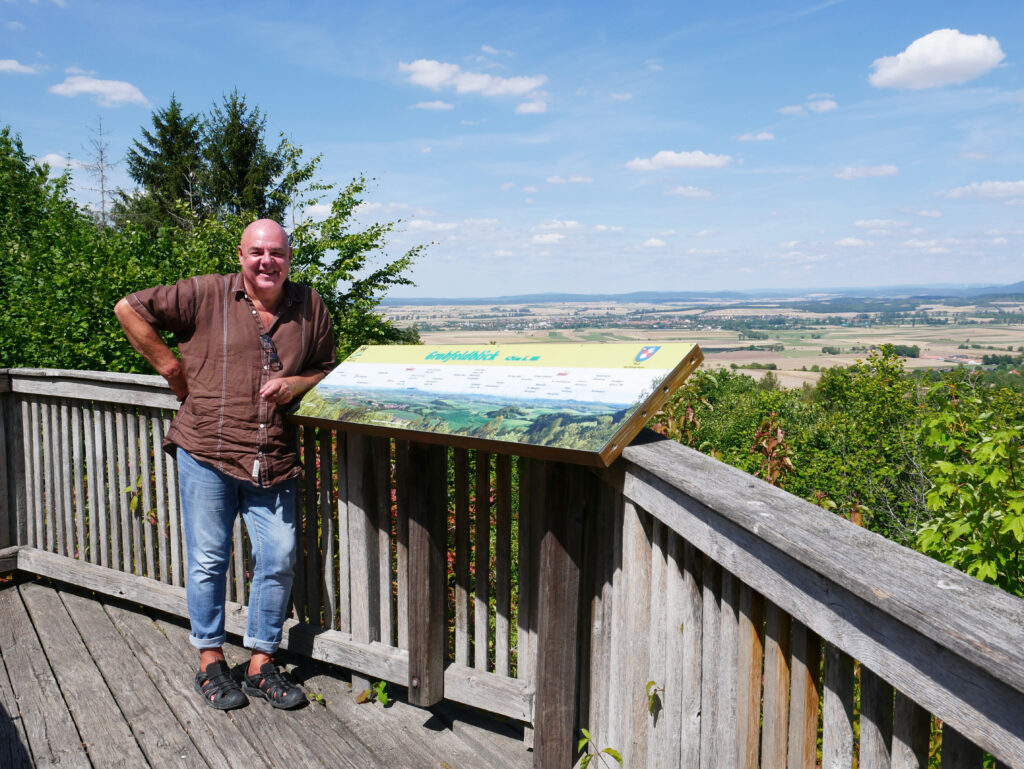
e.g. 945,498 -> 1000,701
189,632 -> 227,650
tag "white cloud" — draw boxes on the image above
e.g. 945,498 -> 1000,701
546,174 -> 593,184
695,229 -> 717,237
0,58 -> 39,74
869,29 -> 1005,90
992,237 -> 1009,245
500,182 -> 516,191
420,146 -> 431,154
412,100 -> 453,110
777,105 -> 804,115
594,224 -> 624,232
537,219 -> 581,230
65,66 -> 95,75
406,219 -> 457,231
642,238 -> 667,247
835,164 -> 899,180
303,203 -> 333,220
515,99 -> 547,114
48,75 -> 148,106
5,21 -> 25,31
645,59 -> 663,71
399,58 -> 546,98
836,237 -> 870,247
854,218 -> 906,229
943,180 -> 1024,199
522,185 -> 539,193
610,92 -> 632,101
905,238 -> 950,253
737,131 -> 774,141
806,98 -> 838,113
626,149 -> 732,171
917,209 -> 942,218
481,45 -> 499,55
533,233 -> 564,244
960,151 -> 988,160
666,186 -> 714,198
34,152 -> 84,170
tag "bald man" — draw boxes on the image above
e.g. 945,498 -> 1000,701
115,219 -> 335,710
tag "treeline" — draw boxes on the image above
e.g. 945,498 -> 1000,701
0,94 -> 421,371
653,346 -> 1024,597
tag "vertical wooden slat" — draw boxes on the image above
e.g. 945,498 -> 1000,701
45,403 -> 62,554
892,691 -> 930,769
394,438 -> 408,648
114,407 -> 131,572
336,430 -> 351,634
453,448 -> 471,664
347,432 -> 381,693
58,403 -> 75,558
375,436 -> 393,646
533,461 -> 586,769
474,450 -> 491,671
822,643 -> 855,769
303,426 -> 321,622
406,441 -> 448,707
150,414 -> 169,582
104,405 -> 121,568
604,483 -> 627,753
494,453 -> 512,677
162,415 -> 181,587
126,409 -> 143,573
621,500 -> 653,768
719,570 -> 740,768
227,516 -> 243,603
0,392 -> 10,550
699,556 -> 722,769
291,427 -> 308,620
860,666 -> 894,769
788,622 -> 822,769
515,456 -> 535,714
647,520 -> 668,761
761,601 -> 792,769
18,400 -> 34,548
71,405 -> 86,561
9,398 -> 29,549
42,401 -> 56,552
661,532 -> 685,768
940,725 -> 984,769
30,399 -> 44,549
137,412 -> 155,580
737,585 -> 765,769
320,429 -> 337,630
82,407 -> 97,564
92,405 -> 110,568
586,470 -> 615,749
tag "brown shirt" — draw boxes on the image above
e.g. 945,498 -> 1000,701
127,273 -> 335,486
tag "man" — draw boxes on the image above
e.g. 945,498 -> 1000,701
115,219 -> 335,710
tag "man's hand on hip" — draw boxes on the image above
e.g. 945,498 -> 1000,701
259,378 -> 294,405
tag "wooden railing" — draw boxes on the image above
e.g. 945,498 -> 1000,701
2,368 -> 1024,768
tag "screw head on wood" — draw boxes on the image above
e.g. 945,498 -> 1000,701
411,676 -> 420,689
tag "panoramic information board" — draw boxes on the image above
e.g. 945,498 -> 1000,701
292,342 -> 703,466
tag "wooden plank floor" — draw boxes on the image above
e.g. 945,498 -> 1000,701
0,578 -> 532,769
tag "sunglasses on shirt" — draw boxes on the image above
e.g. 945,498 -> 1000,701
259,333 -> 283,371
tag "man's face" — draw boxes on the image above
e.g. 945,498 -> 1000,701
238,221 -> 292,298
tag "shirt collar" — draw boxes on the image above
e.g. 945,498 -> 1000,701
231,273 -> 304,308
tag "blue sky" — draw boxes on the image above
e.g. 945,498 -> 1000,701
3,0 -> 1023,297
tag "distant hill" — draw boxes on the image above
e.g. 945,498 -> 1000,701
382,282 -> 1019,306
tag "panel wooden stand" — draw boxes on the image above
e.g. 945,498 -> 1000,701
406,442 -> 448,707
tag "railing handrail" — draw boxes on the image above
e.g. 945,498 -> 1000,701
621,431 -> 1024,693
2,367 -> 180,410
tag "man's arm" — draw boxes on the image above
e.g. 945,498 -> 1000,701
114,298 -> 189,401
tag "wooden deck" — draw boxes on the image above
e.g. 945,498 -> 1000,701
0,577 -> 531,769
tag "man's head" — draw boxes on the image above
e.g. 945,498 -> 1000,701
238,219 -> 292,302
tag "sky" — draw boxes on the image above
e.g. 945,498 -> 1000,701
3,0 -> 1024,298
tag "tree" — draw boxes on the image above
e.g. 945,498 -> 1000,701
200,90 -> 286,219
81,116 -> 118,228
115,95 -> 204,229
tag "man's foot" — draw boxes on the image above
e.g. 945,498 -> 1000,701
241,662 -> 307,709
194,660 -> 248,710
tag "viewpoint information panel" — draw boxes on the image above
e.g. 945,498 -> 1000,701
291,342 -> 703,466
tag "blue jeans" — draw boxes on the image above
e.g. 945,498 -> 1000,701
177,447 -> 297,654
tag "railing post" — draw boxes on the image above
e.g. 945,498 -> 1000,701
533,461 -> 588,769
0,371 -> 17,549
406,441 -> 448,707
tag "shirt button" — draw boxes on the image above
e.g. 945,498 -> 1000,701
259,423 -> 265,429
263,365 -> 269,370
252,310 -> 257,316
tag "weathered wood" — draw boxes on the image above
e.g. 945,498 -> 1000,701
92,403 -> 109,567
14,399 -> 31,548
495,452 -> 512,677
373,435 -> 393,646
320,429 -> 337,630
29,399 -> 43,549
940,725 -> 985,769
621,439 -> 1024,761
620,500 -> 653,768
303,426 -> 322,622
406,441 -> 448,707
0,545 -> 21,573
104,404 -> 121,569
718,569 -> 740,768
58,588 -> 208,769
9,368 -> 181,409
603,474 -> 627,752
515,456 -> 536,699
0,606 -> 32,769
150,413 -> 169,581
126,408 -> 143,573
681,540 -> 703,769
394,438 -> 408,649
646,518 -> 667,761
533,461 -> 586,769
230,516 -> 244,604
335,429 -> 351,633
115,406 -> 132,572
443,662 -> 535,722
892,691 -> 930,769
82,407 -> 97,564
42,400 -> 56,552
347,432 -> 381,693
761,601 -> 791,769
137,411 -> 155,580
474,450 -> 491,671
659,532 -> 684,768
822,643 -> 855,769
860,666 -> 894,769
163,414 -> 182,586
700,555 -> 722,769
20,581 -> 149,768
291,429 -> 309,619
0,393 -> 10,550
0,584 -> 91,767
70,406 -> 86,563
59,403 -> 74,558
736,585 -> 765,769
586,469 -> 617,750
787,622 -> 821,769
454,447 -> 471,665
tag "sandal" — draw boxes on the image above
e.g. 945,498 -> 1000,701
242,661 -> 307,709
194,660 -> 247,710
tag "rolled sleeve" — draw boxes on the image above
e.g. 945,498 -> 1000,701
127,277 -> 200,333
